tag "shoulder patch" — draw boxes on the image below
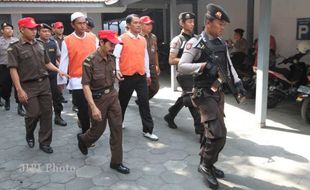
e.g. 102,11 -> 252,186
83,54 -> 95,67
186,43 -> 193,50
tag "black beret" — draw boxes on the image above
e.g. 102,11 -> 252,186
206,3 -> 230,23
178,12 -> 195,21
86,17 -> 95,28
38,23 -> 52,31
1,22 -> 13,30
234,28 -> 244,36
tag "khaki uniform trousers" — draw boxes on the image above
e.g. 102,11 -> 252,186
81,89 -> 123,164
22,78 -> 53,146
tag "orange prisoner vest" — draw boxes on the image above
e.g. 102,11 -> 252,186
64,33 -> 97,78
119,33 -> 146,76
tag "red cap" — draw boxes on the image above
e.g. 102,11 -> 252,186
98,30 -> 120,44
18,17 -> 38,29
140,16 -> 154,24
53,21 -> 64,29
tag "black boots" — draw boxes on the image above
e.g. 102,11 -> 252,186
198,164 -> 225,190
54,114 -> 67,126
164,114 -> 178,129
4,99 -> 10,111
17,103 -> 26,116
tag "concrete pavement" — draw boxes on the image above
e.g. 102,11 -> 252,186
0,75 -> 309,190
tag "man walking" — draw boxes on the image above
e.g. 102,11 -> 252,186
140,16 -> 160,100
178,4 -> 246,189
163,12 -> 204,136
0,22 -> 25,115
113,14 -> 158,141
77,30 -> 130,174
37,23 -> 67,126
58,12 -> 98,133
8,17 -> 68,153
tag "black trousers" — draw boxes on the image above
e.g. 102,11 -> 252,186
72,89 -> 90,133
118,74 -> 154,133
168,75 -> 202,128
49,76 -> 63,115
0,65 -> 12,101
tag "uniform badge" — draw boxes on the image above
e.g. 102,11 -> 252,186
215,11 -> 222,19
171,42 -> 177,48
186,43 -> 193,50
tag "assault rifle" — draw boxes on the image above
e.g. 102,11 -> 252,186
197,38 -> 245,104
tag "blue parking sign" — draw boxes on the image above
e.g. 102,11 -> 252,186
297,18 -> 310,40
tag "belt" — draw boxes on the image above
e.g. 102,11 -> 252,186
23,76 -> 47,83
92,86 -> 114,95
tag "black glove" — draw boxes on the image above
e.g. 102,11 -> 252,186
204,62 -> 218,78
235,81 -> 247,96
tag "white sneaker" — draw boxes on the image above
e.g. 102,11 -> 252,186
143,132 -> 159,141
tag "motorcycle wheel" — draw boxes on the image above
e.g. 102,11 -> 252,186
301,97 -> 310,124
267,91 -> 281,108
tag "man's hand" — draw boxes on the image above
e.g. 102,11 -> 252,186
156,65 -> 161,76
235,81 -> 247,96
17,88 -> 28,104
147,77 -> 152,86
204,62 -> 218,77
58,70 -> 70,78
116,71 -> 124,81
91,106 -> 102,121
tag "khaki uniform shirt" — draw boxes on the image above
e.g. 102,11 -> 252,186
0,36 -> 18,65
7,38 -> 51,82
82,49 -> 116,91
143,33 -> 158,75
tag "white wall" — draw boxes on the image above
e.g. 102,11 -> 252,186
193,0 -> 310,63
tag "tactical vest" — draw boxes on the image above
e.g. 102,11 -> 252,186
39,38 -> 58,78
177,32 -> 195,58
194,33 -> 230,88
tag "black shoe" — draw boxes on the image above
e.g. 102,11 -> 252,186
164,114 -> 177,129
17,103 -> 26,116
54,115 -> 67,126
195,126 -> 204,135
198,164 -> 219,190
26,135 -> 35,148
77,133 -> 88,155
39,144 -> 53,154
212,165 -> 224,178
61,98 -> 68,103
72,105 -> 78,112
110,163 -> 130,174
4,100 -> 10,111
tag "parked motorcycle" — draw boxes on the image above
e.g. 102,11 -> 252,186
267,41 -> 310,108
296,81 -> 310,124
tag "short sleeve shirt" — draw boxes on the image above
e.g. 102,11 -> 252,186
82,49 -> 116,91
170,35 -> 183,55
7,38 -> 51,82
0,36 -> 18,65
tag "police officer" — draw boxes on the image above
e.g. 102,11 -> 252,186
77,30 -> 130,174
178,4 -> 246,189
0,22 -> 26,115
37,23 -> 67,126
163,12 -> 204,135
7,17 -> 68,154
140,16 -> 160,100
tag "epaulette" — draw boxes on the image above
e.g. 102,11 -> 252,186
83,54 -> 95,67
193,36 -> 205,50
7,40 -> 19,51
9,40 -> 19,45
